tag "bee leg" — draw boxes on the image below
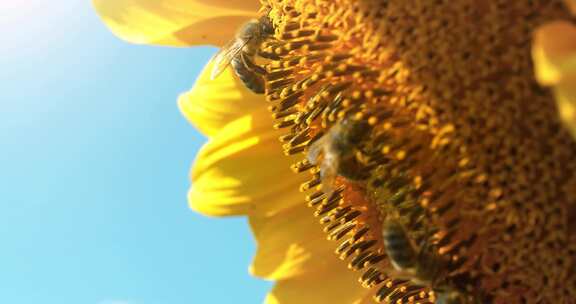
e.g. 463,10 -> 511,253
258,39 -> 282,60
258,49 -> 281,60
240,52 -> 267,75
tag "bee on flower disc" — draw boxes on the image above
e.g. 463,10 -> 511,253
209,11 -> 275,94
382,219 -> 481,304
307,114 -> 370,194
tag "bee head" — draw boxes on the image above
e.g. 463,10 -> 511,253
259,15 -> 274,36
256,5 -> 274,36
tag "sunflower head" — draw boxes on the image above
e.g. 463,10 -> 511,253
254,0 -> 576,302
94,0 -> 576,302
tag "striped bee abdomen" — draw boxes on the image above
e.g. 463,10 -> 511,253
382,220 -> 418,271
231,55 -> 265,94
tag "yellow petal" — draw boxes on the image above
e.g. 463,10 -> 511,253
554,82 -> 576,139
565,0 -> 576,15
189,107 -> 308,217
532,20 -> 576,139
532,21 -> 576,85
249,204 -> 338,280
93,0 -> 260,46
264,262 -> 371,304
178,59 -> 263,137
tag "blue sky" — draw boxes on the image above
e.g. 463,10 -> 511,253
0,1 -> 271,303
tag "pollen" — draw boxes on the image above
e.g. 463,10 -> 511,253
260,0 -> 576,303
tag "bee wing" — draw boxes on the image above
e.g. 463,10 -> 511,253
320,153 -> 339,194
306,135 -> 327,165
209,37 -> 253,80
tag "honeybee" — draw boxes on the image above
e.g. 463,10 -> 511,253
382,219 -> 444,285
307,115 -> 370,194
382,219 -> 480,304
210,10 -> 275,94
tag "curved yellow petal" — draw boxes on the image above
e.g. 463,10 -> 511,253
249,204 -> 338,280
565,0 -> 576,15
532,21 -> 576,85
93,0 -> 260,46
554,82 -> 576,139
178,60 -> 263,137
189,107 -> 308,217
264,262 -> 371,304
533,20 -> 576,139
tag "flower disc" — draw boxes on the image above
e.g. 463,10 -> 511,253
258,0 -> 576,303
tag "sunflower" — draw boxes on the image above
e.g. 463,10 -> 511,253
95,0 -> 576,303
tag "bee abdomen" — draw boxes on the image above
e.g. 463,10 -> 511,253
382,220 -> 417,270
232,56 -> 265,94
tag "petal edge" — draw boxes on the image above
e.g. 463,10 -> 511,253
93,0 -> 260,46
